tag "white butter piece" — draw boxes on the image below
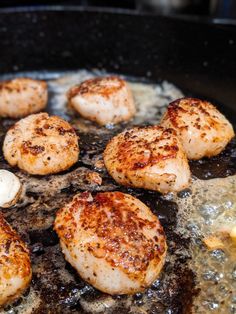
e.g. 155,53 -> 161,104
0,170 -> 21,207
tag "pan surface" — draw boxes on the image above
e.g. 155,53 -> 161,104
0,7 -> 236,314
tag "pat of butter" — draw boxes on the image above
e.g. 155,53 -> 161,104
0,170 -> 21,208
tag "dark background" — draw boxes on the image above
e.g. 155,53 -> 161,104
1,0 -> 236,19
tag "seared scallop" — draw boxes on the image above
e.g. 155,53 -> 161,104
0,214 -> 32,307
67,76 -> 136,125
161,98 -> 235,160
3,113 -> 79,175
0,78 -> 47,118
54,191 -> 167,295
103,126 -> 190,193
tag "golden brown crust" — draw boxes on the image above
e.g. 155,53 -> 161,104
103,126 -> 190,193
163,98 -> 226,131
110,126 -> 179,172
55,191 -> 166,281
161,97 -> 235,159
0,216 -> 30,278
0,78 -> 48,118
67,76 -> 136,126
3,113 -> 79,175
0,78 -> 47,92
0,214 -> 32,306
67,76 -> 125,100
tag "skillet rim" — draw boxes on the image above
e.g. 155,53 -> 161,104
0,5 -> 236,26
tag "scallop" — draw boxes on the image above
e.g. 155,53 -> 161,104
0,78 -> 48,118
161,97 -> 235,160
0,214 -> 32,307
103,126 -> 191,193
54,191 -> 167,295
67,76 -> 136,125
3,113 -> 79,175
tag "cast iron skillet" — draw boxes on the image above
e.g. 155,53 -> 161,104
0,6 -> 236,314
0,6 -> 235,116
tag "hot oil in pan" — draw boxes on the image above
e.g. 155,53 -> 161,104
175,178 -> 236,313
0,70 -> 235,314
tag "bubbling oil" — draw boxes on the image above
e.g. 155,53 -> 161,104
174,176 -> 236,313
